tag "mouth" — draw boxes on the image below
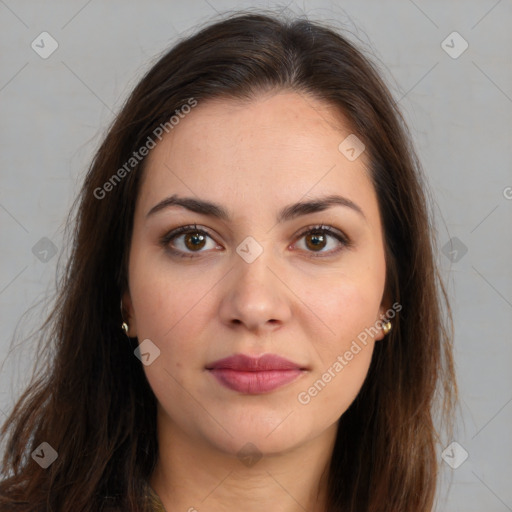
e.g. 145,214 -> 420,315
205,353 -> 308,394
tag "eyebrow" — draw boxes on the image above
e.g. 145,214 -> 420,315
146,193 -> 366,223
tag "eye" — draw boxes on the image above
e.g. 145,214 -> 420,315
292,225 -> 351,257
160,224 -> 219,259
160,224 -> 351,259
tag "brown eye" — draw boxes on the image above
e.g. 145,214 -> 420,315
183,231 -> 207,251
304,231 -> 328,251
160,224 -> 218,258
294,225 -> 350,257
161,224 -> 351,260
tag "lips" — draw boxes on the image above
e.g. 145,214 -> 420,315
206,354 -> 307,394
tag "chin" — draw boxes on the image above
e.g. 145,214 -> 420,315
201,414 -> 317,459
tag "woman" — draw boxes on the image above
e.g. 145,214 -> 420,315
0,11 -> 458,512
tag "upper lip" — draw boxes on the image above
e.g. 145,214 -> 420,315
206,354 -> 307,371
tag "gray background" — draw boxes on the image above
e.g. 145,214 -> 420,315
1,0 -> 511,510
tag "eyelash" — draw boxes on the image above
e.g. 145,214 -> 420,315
159,224 -> 352,259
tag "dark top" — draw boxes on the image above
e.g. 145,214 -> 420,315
144,480 -> 167,512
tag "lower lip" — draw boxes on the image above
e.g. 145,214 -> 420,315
208,368 -> 304,394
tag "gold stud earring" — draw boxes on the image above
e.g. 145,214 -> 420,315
382,321 -> 392,335
120,299 -> 130,337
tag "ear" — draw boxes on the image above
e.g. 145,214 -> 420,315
121,290 -> 138,338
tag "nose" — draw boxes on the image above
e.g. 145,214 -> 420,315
218,245 -> 292,334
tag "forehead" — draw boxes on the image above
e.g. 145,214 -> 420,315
136,91 -> 378,224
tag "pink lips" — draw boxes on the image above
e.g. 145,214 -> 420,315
206,354 -> 307,394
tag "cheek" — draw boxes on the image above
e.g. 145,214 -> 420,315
296,282 -> 378,417
129,260 -> 217,379
312,273 -> 383,346
300,270 -> 382,403
129,252 -> 206,336
129,266 -> 209,399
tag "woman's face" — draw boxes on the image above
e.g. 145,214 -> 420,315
123,91 -> 389,456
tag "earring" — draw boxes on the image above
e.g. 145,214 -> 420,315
382,321 -> 392,335
120,299 -> 130,336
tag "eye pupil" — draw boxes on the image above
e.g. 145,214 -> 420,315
185,232 -> 206,250
305,232 -> 326,251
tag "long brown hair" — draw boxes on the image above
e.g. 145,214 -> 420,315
0,11 -> 457,511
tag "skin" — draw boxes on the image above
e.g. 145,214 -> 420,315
123,90 -> 390,512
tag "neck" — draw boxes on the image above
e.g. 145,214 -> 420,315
149,409 -> 337,512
